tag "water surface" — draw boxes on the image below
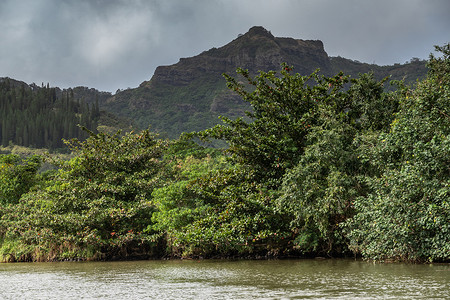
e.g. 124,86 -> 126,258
0,259 -> 448,299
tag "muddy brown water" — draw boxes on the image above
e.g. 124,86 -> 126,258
0,259 -> 448,299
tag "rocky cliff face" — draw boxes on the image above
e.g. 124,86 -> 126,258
142,26 -> 331,87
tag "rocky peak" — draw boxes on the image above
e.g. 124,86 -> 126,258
246,26 -> 275,38
143,26 -> 331,87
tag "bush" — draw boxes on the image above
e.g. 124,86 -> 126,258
0,129 -> 170,261
0,154 -> 42,205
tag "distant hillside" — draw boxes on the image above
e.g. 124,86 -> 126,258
0,78 -> 130,149
330,56 -> 428,89
0,78 -> 99,149
104,26 -> 428,138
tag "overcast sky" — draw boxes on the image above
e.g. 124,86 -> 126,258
1,0 -> 449,92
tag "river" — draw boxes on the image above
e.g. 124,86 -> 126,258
0,259 -> 448,299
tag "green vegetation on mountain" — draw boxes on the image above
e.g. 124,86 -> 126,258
107,75 -> 243,136
0,43 -> 447,263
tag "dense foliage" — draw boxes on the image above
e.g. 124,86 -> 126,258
0,45 -> 448,263
344,45 -> 450,262
0,130 -> 170,261
0,154 -> 43,205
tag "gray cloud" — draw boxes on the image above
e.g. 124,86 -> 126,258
1,0 -> 448,92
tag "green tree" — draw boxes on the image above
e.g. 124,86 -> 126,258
151,156 -> 289,258
0,154 -> 42,205
344,44 -> 450,262
193,65 -> 346,187
277,73 -> 396,255
0,81 -> 100,150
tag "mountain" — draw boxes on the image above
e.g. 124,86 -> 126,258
2,26 -> 428,143
103,26 -> 427,139
104,26 -> 332,137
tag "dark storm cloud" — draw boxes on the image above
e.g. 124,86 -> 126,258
0,0 -> 448,92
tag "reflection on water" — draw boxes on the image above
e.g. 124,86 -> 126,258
0,259 -> 448,299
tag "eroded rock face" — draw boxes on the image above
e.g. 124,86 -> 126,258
146,26 -> 331,87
